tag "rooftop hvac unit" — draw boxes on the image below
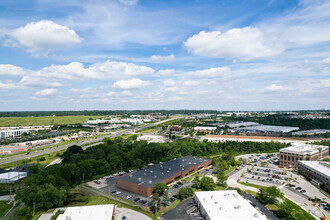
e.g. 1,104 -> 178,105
148,180 -> 152,184
154,175 -> 157,178
161,172 -> 164,175
144,173 -> 146,175
129,175 -> 132,178
254,213 -> 259,217
138,178 -> 142,181
150,171 -> 153,173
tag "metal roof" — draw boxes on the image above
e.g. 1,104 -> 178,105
119,156 -> 211,187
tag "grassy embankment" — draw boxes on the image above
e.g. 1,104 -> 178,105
32,187 -> 156,220
0,201 -> 13,219
242,184 -> 315,220
0,115 -> 106,127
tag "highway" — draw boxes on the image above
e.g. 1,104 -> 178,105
0,117 -> 178,167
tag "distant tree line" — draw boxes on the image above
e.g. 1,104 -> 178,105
0,110 -> 219,117
15,137 -> 288,219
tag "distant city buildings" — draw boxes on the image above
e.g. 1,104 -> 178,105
194,126 -> 217,134
117,156 -> 211,196
169,125 -> 182,131
279,143 -> 329,169
194,190 -> 266,220
234,125 -> 299,134
0,129 -> 31,139
0,146 -> 32,155
292,129 -> 330,136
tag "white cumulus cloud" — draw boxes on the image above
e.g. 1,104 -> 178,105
158,69 -> 175,76
112,78 -> 149,89
4,20 -> 82,50
184,27 -> 283,61
0,64 -> 30,76
192,67 -> 232,78
34,88 -> 58,96
150,54 -> 174,61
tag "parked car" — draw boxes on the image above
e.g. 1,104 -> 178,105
173,184 -> 179,188
126,195 -> 132,199
111,190 -> 117,194
300,190 -> 306,193
134,198 -> 140,202
295,187 -> 302,190
177,182 -> 183,185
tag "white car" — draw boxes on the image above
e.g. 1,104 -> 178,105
116,191 -> 121,195
126,195 -> 132,199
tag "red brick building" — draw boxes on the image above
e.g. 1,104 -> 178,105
117,156 -> 212,196
279,143 -> 329,169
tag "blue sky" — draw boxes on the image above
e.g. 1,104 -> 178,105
0,0 -> 329,111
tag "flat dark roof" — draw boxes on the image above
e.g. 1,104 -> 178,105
119,156 -> 211,187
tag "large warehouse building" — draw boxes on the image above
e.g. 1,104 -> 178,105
194,190 -> 266,220
117,156 -> 212,196
297,161 -> 330,193
279,143 -> 329,169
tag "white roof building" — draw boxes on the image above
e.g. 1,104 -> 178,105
194,126 -> 217,131
56,204 -> 115,220
194,190 -> 266,220
0,172 -> 27,183
280,143 -> 328,156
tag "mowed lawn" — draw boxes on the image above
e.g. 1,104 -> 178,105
0,115 -> 105,127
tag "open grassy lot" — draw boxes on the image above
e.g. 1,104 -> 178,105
137,128 -> 158,133
0,115 -> 105,127
0,149 -> 66,169
0,201 -> 13,219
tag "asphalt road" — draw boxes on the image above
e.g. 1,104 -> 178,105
160,198 -> 201,220
0,117 -> 179,167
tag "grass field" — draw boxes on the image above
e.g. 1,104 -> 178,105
0,201 -> 13,219
0,115 -> 105,127
137,128 -> 158,134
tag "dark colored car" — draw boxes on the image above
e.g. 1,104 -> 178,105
111,190 -> 117,194
295,187 -> 302,190
177,182 -> 183,185
173,184 -> 179,188
300,190 -> 306,193
134,198 -> 140,202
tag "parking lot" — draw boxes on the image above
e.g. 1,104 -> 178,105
87,170 -> 194,208
230,153 -> 330,218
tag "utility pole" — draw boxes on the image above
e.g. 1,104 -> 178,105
33,202 -> 35,216
108,184 -> 111,203
9,184 -> 12,201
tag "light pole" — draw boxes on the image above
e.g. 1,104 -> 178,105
33,202 -> 36,216
155,202 -> 157,219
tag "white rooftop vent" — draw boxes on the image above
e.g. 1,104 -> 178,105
154,175 -> 157,178
144,173 -> 146,175
182,168 -> 184,170
161,172 -> 164,175
148,180 -> 152,184
138,177 -> 142,181
211,195 -> 213,198
254,213 -> 259,217
129,175 -> 132,178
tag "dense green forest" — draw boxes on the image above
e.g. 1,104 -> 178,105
231,114 -> 330,130
0,110 -> 218,117
14,137 -> 289,218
